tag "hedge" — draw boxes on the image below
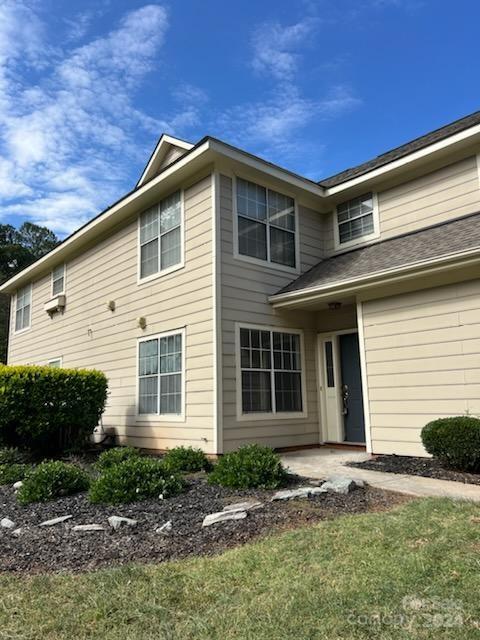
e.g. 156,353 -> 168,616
421,416 -> 480,472
0,365 -> 108,454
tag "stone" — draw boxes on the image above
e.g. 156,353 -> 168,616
321,476 -> 359,494
13,481 -> 23,491
108,516 -> 138,531
1,517 -> 16,529
223,500 -> 263,512
40,515 -> 73,527
271,486 -> 327,501
202,510 -> 247,527
72,524 -> 105,532
12,528 -> 23,537
155,520 -> 172,534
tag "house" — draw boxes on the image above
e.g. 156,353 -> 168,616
1,111 -> 480,457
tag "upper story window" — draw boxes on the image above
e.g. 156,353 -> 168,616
15,284 -> 32,332
139,190 -> 182,281
51,264 -> 65,296
336,192 -> 378,247
236,178 -> 297,269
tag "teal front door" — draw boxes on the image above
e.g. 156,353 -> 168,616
339,333 -> 366,443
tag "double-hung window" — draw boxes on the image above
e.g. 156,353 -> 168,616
139,190 -> 182,280
236,178 -> 296,268
51,264 -> 65,296
239,326 -> 304,416
15,284 -> 32,332
138,330 -> 184,417
336,193 -> 377,246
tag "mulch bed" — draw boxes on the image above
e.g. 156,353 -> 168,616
348,455 -> 480,485
0,476 -> 407,574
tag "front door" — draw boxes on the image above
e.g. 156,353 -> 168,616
339,332 -> 365,443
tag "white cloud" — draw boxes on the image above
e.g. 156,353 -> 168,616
0,2 -> 198,235
251,18 -> 317,80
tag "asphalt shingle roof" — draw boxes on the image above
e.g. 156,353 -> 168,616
319,111 -> 480,188
276,212 -> 480,296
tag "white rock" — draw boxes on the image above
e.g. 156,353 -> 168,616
155,520 -> 172,534
202,510 -> 247,527
108,516 -> 138,531
271,486 -> 327,501
72,524 -> 105,532
1,517 -> 16,529
12,528 -> 23,537
13,481 -> 23,491
223,500 -> 263,512
39,515 -> 73,527
321,476 -> 359,494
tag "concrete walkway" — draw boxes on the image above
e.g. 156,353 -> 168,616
281,448 -> 480,502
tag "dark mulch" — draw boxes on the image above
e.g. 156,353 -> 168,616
0,476 -> 407,574
348,454 -> 480,485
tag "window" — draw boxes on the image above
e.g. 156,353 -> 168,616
51,264 -> 65,296
324,341 -> 335,388
336,193 -> 377,245
139,191 -> 182,280
48,358 -> 62,368
239,326 -> 304,416
138,330 -> 184,417
236,178 -> 296,268
15,284 -> 31,332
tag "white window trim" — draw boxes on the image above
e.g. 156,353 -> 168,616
232,175 -> 301,275
137,189 -> 185,286
13,283 -> 32,335
51,264 -> 66,298
48,357 -> 63,367
333,192 -> 380,251
136,327 -> 186,423
235,322 -> 308,422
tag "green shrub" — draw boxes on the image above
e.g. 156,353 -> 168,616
208,444 -> 288,489
0,447 -> 30,465
163,446 -> 212,473
0,463 -> 30,485
421,416 -> 480,472
95,446 -> 141,470
0,365 -> 108,454
17,461 -> 90,504
88,457 -> 185,505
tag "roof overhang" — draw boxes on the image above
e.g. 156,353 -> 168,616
136,134 -> 194,187
269,246 -> 480,309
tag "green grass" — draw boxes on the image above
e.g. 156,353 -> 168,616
1,498 -> 479,639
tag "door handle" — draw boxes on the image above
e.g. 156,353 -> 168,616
342,384 -> 349,415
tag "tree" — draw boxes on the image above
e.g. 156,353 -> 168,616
0,222 -> 60,363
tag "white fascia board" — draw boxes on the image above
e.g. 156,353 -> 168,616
325,123 -> 480,196
137,134 -> 194,188
269,245 -> 480,308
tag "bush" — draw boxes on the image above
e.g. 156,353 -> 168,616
95,446 -> 141,471
208,444 -> 288,489
0,365 -> 108,454
17,461 -> 90,504
88,457 -> 185,505
0,447 -> 30,465
0,463 -> 30,485
163,446 -> 212,473
421,416 -> 480,472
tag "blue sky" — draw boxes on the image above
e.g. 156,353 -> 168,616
0,0 -> 479,237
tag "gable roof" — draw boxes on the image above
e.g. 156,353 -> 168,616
319,110 -> 480,188
273,211 -> 480,300
137,134 -> 194,187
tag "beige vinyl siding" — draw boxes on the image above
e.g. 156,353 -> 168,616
362,278 -> 480,456
219,174 -> 324,451
158,145 -> 188,172
8,174 -> 215,452
378,155 -> 480,239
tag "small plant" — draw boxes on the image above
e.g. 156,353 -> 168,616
95,446 -> 141,471
0,463 -> 30,485
88,457 -> 185,505
17,461 -> 90,504
0,447 -> 30,465
163,446 -> 212,473
421,416 -> 480,472
208,444 -> 288,489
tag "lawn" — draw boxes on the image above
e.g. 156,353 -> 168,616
0,498 -> 479,639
